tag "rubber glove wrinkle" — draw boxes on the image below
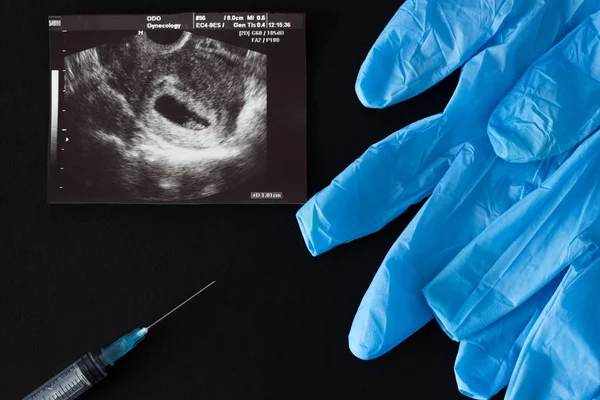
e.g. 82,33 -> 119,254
348,136 -> 563,360
356,0 -> 515,108
454,272 -> 564,399
424,130 -> 600,341
506,241 -> 600,400
489,11 -> 600,162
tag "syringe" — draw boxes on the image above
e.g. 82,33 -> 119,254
22,281 -> 216,400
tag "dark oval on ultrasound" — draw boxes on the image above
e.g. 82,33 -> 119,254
146,30 -> 185,45
154,95 -> 211,130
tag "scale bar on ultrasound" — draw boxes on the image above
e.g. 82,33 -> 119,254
50,70 -> 59,165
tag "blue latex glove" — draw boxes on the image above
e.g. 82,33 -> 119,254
454,221 -> 600,399
424,15 -> 600,398
298,0 -> 600,360
505,227 -> 600,400
488,11 -> 600,162
348,139 -> 566,359
423,127 -> 600,342
454,273 -> 564,399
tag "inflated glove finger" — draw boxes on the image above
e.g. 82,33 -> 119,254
489,11 -> 600,163
348,136 -> 566,360
355,0 -> 514,108
423,128 -> 600,341
506,223 -> 600,400
454,272 -> 564,399
298,0 -> 581,257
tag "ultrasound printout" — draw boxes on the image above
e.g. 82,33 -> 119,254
48,14 -> 306,204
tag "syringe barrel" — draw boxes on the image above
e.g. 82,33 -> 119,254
22,352 -> 107,400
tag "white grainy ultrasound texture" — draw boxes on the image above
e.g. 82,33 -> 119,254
64,32 -> 267,201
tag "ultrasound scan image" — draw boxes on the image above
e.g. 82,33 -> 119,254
62,31 -> 267,202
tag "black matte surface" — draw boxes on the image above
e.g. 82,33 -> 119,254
2,1 -> 503,399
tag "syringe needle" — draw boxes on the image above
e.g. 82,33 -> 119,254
93,281 -> 216,367
146,281 -> 216,330
24,280 -> 217,400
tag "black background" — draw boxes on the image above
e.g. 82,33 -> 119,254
1,0 -> 503,399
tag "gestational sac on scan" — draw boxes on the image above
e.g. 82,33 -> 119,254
63,31 -> 267,202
